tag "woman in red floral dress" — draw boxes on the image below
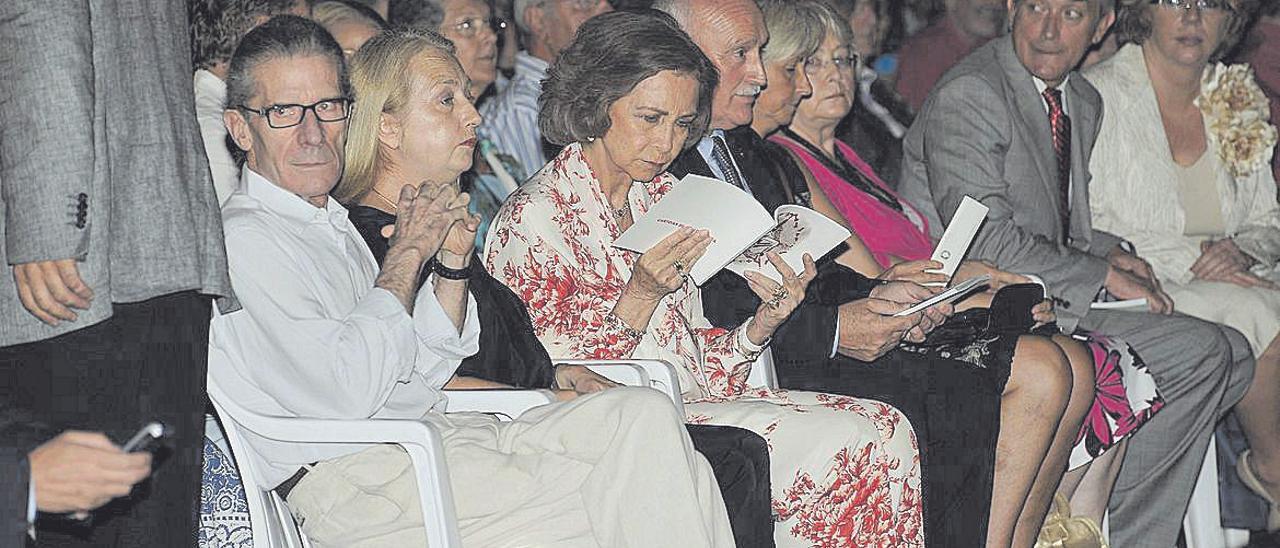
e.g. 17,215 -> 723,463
485,11 -> 924,547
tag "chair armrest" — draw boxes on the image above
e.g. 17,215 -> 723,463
556,359 -> 685,416
443,389 -> 556,420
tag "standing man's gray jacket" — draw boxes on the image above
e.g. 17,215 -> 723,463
0,1 -> 231,346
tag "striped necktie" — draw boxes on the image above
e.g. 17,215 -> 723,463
1043,88 -> 1072,242
710,134 -> 746,190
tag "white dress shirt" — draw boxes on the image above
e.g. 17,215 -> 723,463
194,70 -> 240,206
208,169 -> 480,486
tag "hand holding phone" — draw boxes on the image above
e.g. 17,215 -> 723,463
122,421 -> 166,453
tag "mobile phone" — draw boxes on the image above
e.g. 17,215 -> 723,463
122,421 -> 166,453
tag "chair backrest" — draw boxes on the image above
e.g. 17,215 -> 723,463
207,378 -> 309,548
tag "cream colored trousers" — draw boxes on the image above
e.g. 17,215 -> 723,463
286,387 -> 734,547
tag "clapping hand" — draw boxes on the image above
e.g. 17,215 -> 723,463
385,183 -> 473,262
743,252 -> 818,344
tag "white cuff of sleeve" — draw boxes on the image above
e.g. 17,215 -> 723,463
737,317 -> 768,356
830,314 -> 840,358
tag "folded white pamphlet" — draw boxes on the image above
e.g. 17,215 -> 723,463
929,196 -> 989,280
892,274 -> 992,316
613,174 -> 851,285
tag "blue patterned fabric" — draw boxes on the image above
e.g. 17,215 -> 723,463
199,436 -> 254,548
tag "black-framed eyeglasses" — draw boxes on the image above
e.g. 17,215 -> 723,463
236,97 -> 353,129
446,16 -> 506,37
1150,0 -> 1235,13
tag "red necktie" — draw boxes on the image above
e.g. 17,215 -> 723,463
1043,88 -> 1072,242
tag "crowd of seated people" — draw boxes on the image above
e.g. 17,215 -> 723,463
2,0 -> 1277,547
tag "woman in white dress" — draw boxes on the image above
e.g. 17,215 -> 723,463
1086,0 -> 1280,528
486,11 -> 926,547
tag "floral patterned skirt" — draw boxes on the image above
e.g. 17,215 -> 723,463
687,390 -> 925,548
1067,329 -> 1164,469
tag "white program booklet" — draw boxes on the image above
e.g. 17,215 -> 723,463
892,274 -> 992,316
614,174 -> 851,285
930,196 -> 989,280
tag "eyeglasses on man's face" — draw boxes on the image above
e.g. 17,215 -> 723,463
236,97 -> 353,129
447,16 -> 507,37
1150,0 -> 1235,14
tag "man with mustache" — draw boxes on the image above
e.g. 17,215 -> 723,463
897,1 -> 1255,545
479,0 -> 612,177
896,0 -> 1008,111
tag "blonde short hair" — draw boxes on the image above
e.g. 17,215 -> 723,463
335,27 -> 457,203
759,0 -> 826,63
313,0 -> 385,30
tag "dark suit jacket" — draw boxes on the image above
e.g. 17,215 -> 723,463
0,408 -> 53,546
667,128 -> 880,370
898,36 -> 1123,328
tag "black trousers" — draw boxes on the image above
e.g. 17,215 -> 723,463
685,424 -> 774,548
777,349 -> 1008,548
0,291 -> 211,547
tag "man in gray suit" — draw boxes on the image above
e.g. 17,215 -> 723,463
899,0 -> 1255,545
0,1 -> 230,544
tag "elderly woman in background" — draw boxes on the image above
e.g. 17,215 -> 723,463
821,0 -> 914,188
487,10 -> 926,547
313,0 -> 386,60
1086,0 -> 1280,529
759,2 -> 1167,544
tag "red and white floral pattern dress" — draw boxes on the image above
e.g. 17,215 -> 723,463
485,143 -> 925,547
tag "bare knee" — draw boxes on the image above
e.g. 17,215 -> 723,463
1009,335 -> 1073,410
1053,335 -> 1097,395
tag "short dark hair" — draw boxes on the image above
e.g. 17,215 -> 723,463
539,9 -> 718,149
225,15 -> 352,115
386,0 -> 446,30
1114,0 -> 1258,58
189,0 -> 309,71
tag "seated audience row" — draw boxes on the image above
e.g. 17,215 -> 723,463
211,17 -> 734,547
185,1 -> 1275,548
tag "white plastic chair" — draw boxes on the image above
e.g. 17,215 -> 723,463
556,351 -> 780,415
1183,436 -> 1251,548
208,377 -> 556,548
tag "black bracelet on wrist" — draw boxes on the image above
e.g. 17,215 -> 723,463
431,257 -> 473,280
